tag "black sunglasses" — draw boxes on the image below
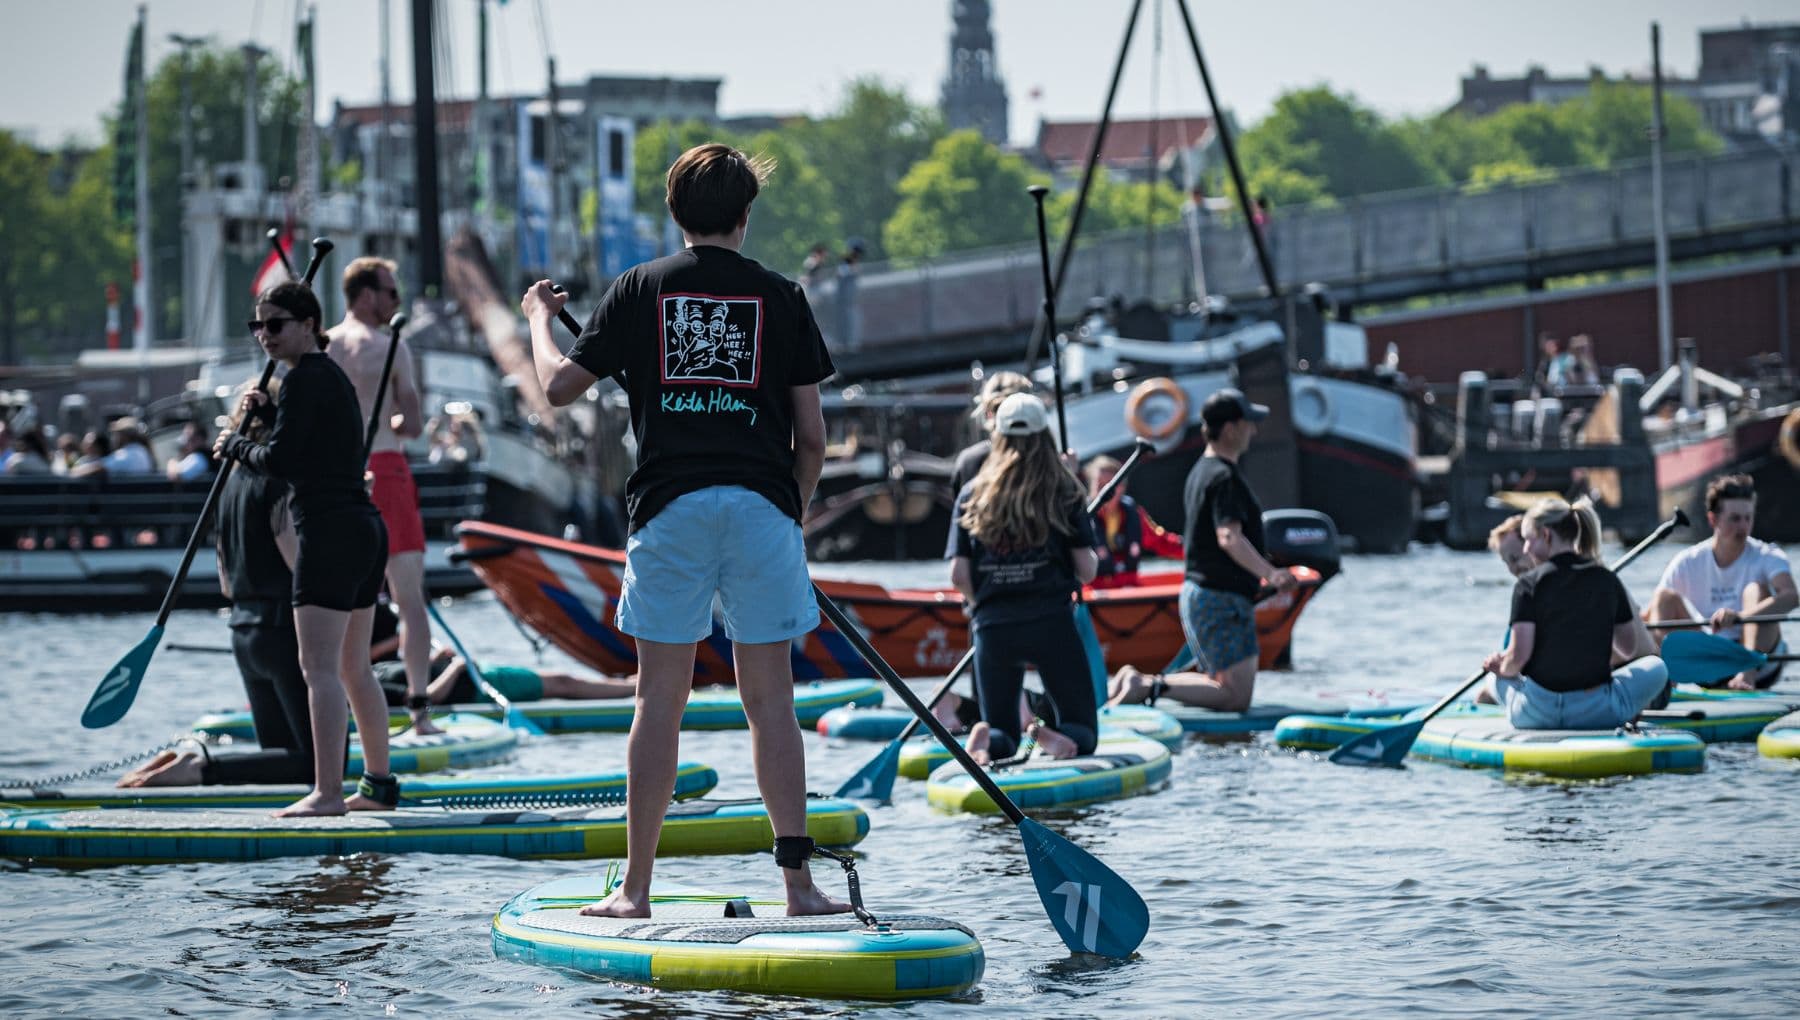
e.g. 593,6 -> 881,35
248,315 -> 297,334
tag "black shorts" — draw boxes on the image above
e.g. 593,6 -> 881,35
294,508 -> 388,611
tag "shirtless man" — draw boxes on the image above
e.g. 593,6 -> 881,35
328,256 -> 442,736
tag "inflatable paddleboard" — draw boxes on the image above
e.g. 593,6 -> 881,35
1163,691 -> 1431,735
925,733 -> 1172,814
0,796 -> 868,866
349,712 -> 516,774
1410,712 -> 1707,778
1641,697 -> 1797,743
895,706 -> 1183,779
1760,711 -> 1800,759
0,763 -> 718,812
492,875 -> 984,1000
193,680 -> 886,739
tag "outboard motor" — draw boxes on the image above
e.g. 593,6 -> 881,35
1263,508 -> 1341,582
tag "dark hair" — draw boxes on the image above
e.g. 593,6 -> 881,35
342,255 -> 397,305
15,426 -> 49,461
1706,473 -> 1756,513
665,143 -> 771,236
255,282 -> 329,350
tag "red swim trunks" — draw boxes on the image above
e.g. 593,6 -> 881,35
367,450 -> 426,555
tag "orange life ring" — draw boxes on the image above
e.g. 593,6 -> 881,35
1124,377 -> 1190,441
1779,407 -> 1800,472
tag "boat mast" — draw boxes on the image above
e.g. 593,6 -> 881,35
1650,21 -> 1674,376
411,0 -> 444,296
475,0 -> 494,224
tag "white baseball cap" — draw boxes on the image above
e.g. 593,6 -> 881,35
995,392 -> 1050,436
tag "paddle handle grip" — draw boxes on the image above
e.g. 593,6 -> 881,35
151,358 -> 279,627
816,585 -> 1030,825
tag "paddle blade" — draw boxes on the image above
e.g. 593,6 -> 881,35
1661,631 -> 1765,685
834,738 -> 901,802
504,705 -> 547,736
1073,602 -> 1108,706
1327,718 -> 1423,767
1020,816 -> 1148,959
82,625 -> 164,729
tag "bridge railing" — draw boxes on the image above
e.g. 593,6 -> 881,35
809,144 -> 1798,356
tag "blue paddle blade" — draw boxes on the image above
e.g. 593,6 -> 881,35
1327,718 -> 1423,767
1661,631 -> 1765,685
1073,603 -> 1108,705
504,705 -> 547,736
82,624 -> 164,729
834,738 -> 901,802
1020,816 -> 1149,959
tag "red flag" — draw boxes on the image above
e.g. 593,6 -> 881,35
252,231 -> 294,296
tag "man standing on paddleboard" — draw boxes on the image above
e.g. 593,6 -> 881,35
522,143 -> 848,918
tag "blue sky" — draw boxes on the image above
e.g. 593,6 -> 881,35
2,0 -> 1795,148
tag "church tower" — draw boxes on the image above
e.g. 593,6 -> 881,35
940,0 -> 1010,145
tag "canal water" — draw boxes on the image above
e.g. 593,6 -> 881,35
2,545 -> 1797,1016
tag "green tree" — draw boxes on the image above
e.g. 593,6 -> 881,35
1485,103 -> 1583,171
1239,87 -> 1441,200
631,118 -> 721,221
794,78 -> 945,262
1044,169 -> 1186,239
737,130 -> 841,276
0,132 -> 55,362
882,131 -> 1045,262
0,135 -> 131,362
1561,81 -> 1723,167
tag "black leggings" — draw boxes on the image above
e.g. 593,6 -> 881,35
201,617 -> 331,785
971,610 -> 1099,760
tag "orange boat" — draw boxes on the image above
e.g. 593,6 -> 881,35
454,520 -> 1331,684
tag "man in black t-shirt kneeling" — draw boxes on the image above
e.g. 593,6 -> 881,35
1107,388 -> 1298,711
523,143 -> 847,919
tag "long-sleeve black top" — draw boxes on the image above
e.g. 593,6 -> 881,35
221,352 -> 373,527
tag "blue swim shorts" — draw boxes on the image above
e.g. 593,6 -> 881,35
1179,581 -> 1259,674
616,485 -> 818,645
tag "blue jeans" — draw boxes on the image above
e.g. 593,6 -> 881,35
1496,657 -> 1669,730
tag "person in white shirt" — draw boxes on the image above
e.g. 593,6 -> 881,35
1648,474 -> 1798,689
165,421 -> 213,481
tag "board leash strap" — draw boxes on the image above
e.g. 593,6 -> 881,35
811,845 -> 880,928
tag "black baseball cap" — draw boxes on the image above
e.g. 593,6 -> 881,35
1201,388 -> 1270,429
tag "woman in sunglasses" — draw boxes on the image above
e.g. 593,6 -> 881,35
214,281 -> 395,816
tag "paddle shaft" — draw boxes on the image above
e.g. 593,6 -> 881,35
1028,185 -> 1071,453
551,286 -> 629,390
360,314 -> 408,463
1417,510 -> 1690,723
147,360 -> 278,627
815,586 -> 1031,825
1649,612 -> 1799,629
425,601 -> 525,719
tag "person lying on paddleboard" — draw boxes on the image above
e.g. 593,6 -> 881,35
525,142 -> 848,919
1084,454 -> 1183,590
212,282 -> 397,816
1481,497 -> 1667,729
948,392 -> 1101,765
373,645 -> 635,707
1106,389 -> 1299,711
1646,474 -> 1798,690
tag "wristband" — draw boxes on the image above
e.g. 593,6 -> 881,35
406,694 -> 429,712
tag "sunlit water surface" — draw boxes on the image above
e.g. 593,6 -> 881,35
2,546 -> 1797,1016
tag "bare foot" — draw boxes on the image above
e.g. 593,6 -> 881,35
119,752 -> 204,787
784,880 -> 852,916
273,790 -> 348,817
411,714 -> 446,736
1727,674 -> 1757,691
1031,723 -> 1081,759
580,886 -> 652,918
966,721 -> 992,766
117,750 -> 178,787
1107,665 -> 1151,706
932,693 -> 967,734
345,793 -> 392,812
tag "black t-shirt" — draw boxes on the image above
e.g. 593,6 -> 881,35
221,352 -> 374,528
949,440 -> 991,496
216,468 -> 293,628
946,482 -> 1100,628
1181,455 -> 1265,598
1509,551 -> 1632,692
566,245 -> 835,531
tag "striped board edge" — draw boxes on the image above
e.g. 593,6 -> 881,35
924,734 -> 1173,814
0,795 -> 869,866
492,875 -> 984,1000
0,763 -> 719,812
1760,710 -> 1800,759
192,680 -> 886,739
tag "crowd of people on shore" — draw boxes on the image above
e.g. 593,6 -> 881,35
0,415 -> 213,481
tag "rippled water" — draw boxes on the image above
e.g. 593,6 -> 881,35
3,546 -> 1799,1016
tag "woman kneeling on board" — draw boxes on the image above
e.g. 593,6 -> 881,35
948,393 -> 1101,764
213,282 -> 396,816
1481,498 -> 1667,729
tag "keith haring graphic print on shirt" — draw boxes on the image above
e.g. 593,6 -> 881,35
661,293 -> 761,387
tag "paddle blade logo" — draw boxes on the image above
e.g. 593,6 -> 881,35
82,625 -> 163,728
1021,817 -> 1148,959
